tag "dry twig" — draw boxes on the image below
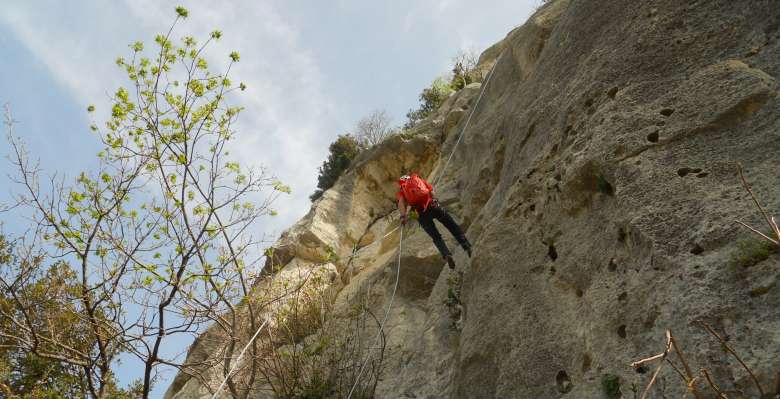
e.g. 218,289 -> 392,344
736,163 -> 780,245
697,320 -> 765,397
670,334 -> 702,398
632,330 -> 674,399
700,368 -> 728,399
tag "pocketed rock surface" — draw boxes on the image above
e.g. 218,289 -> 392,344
167,1 -> 780,397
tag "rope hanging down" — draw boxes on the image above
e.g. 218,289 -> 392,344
346,227 -> 404,398
211,50 -> 505,399
431,51 -> 504,187
346,50 -> 505,399
209,318 -> 270,399
345,50 -> 505,268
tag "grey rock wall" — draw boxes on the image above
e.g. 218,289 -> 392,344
167,1 -> 780,397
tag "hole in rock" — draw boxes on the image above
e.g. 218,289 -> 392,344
607,87 -> 619,98
618,292 -> 628,301
608,258 -> 618,272
635,365 -> 648,374
597,175 -> 614,196
677,167 -> 691,177
550,266 -> 557,275
696,172 -> 709,178
556,370 -> 573,393
691,244 -> 704,255
660,108 -> 675,117
656,121 -> 666,126
548,245 -> 558,261
617,227 -> 627,243
646,131 -> 659,143
585,98 -> 594,107
617,325 -> 627,338
576,288 -> 584,297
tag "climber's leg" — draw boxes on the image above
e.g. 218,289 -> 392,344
418,208 -> 452,259
430,205 -> 472,257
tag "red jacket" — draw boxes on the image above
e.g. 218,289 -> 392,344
397,175 -> 433,212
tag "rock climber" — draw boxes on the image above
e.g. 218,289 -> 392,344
397,173 -> 472,269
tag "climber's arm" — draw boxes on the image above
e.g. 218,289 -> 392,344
398,195 -> 409,224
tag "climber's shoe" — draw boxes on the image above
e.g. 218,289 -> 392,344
459,239 -> 472,258
445,254 -> 456,270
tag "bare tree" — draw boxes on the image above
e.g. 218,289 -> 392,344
353,110 -> 395,148
0,7 -> 289,398
450,49 -> 479,90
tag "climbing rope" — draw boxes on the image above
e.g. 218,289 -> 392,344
431,51 -> 504,187
346,50 -> 504,264
211,49 -> 505,399
209,317 -> 270,399
346,227 -> 404,399
346,50 -> 506,399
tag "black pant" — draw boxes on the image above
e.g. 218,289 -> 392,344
417,204 -> 468,258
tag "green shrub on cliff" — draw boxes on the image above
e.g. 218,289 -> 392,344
403,50 -> 479,129
310,134 -> 360,201
403,77 -> 453,129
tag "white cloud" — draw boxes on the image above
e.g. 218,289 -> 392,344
0,0 -> 334,240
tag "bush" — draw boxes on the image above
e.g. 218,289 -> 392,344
449,50 -> 479,91
731,238 -> 779,268
256,286 -> 386,399
310,135 -> 360,201
600,374 -> 621,398
404,77 -> 454,130
403,50 -> 479,130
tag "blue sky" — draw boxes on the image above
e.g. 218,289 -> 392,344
0,1 -> 538,396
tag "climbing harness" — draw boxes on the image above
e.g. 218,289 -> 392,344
211,49 -> 505,399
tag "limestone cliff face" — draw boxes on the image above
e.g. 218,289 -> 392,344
168,0 -> 780,397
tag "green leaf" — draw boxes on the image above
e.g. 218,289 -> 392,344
69,191 -> 85,202
116,87 -> 129,102
175,6 -> 189,18
272,180 -> 292,194
87,105 -> 95,112
225,162 -> 240,173
229,51 -> 240,62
